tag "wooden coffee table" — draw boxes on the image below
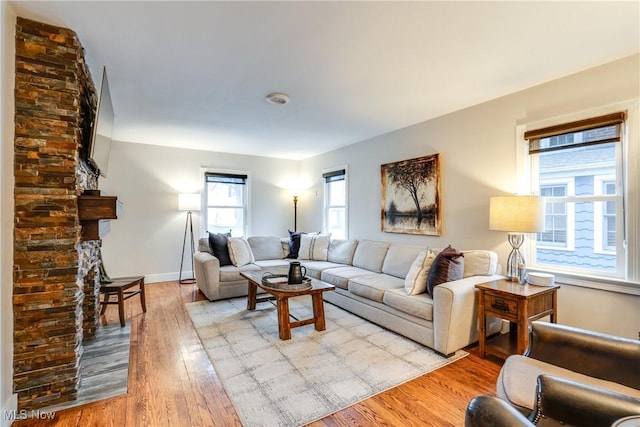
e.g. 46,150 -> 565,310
240,270 -> 335,340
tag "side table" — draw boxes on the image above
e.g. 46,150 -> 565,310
100,276 -> 146,327
475,279 -> 559,359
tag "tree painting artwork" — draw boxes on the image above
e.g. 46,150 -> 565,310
381,153 -> 441,235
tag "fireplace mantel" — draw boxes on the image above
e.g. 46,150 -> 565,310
78,190 -> 118,241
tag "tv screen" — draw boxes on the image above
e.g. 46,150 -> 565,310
89,66 -> 114,178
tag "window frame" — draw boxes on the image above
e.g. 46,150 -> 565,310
323,166 -> 348,239
515,100 -> 640,292
593,174 -> 617,255
536,180 -> 575,251
200,168 -> 251,238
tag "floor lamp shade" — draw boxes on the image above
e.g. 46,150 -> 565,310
178,193 -> 200,284
490,196 -> 545,281
178,193 -> 200,212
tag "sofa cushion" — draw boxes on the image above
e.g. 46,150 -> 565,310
320,266 -> 372,289
227,237 -> 255,267
299,233 -> 331,261
382,244 -> 424,279
348,273 -> 404,302
300,260 -> 344,279
219,263 -> 261,282
426,245 -> 464,295
327,239 -> 358,264
207,232 -> 232,266
497,354 -> 640,411
352,240 -> 390,273
248,236 -> 284,261
383,288 -> 434,321
462,250 -> 498,277
404,249 -> 436,295
253,259 -> 290,269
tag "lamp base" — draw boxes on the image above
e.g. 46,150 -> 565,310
179,211 -> 196,286
505,233 -> 526,282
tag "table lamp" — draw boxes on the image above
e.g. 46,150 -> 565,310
490,195 -> 545,281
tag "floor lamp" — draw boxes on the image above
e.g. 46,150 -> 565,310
292,194 -> 298,232
489,195 -> 545,282
178,193 -> 200,285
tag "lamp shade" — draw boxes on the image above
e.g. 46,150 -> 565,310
178,193 -> 200,212
489,196 -> 545,233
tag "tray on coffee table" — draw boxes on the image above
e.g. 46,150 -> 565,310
261,273 -> 312,291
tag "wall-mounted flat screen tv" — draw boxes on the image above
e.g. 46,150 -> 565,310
88,66 -> 114,178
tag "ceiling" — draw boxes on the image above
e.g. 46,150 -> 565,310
9,1 -> 639,160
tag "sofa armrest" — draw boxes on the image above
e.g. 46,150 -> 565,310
526,321 -> 640,390
531,375 -> 640,426
193,251 -> 221,301
433,274 -> 503,356
465,395 -> 533,427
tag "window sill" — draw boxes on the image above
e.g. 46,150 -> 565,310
526,267 -> 640,296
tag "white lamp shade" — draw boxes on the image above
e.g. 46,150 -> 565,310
489,196 -> 545,233
178,193 -> 200,211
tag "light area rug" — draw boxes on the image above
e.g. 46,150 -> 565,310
186,296 -> 467,427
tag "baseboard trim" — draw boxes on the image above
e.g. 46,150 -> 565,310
143,271 -> 193,284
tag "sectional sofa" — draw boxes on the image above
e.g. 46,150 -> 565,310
193,235 -> 503,356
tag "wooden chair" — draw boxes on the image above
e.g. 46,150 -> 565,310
100,276 -> 146,326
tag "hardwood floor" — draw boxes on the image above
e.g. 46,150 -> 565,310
15,281 -> 503,427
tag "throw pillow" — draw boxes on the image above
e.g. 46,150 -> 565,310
404,249 -> 436,295
227,237 -> 255,267
207,232 -> 232,266
426,245 -> 464,295
298,233 -> 331,261
286,230 -> 304,259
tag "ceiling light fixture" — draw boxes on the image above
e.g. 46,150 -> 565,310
265,92 -> 290,105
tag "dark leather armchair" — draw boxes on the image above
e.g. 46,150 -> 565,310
468,321 -> 640,426
466,375 -> 640,427
497,321 -> 640,412
524,321 -> 640,391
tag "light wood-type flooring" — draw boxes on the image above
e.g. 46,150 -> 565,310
14,281 -> 503,427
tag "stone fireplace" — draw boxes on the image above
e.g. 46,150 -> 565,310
13,17 -> 113,410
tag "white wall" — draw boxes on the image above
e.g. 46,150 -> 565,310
1,1 -> 17,422
99,141 -> 299,282
300,55 -> 640,339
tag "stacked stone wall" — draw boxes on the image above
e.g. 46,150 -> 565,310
13,17 -> 100,411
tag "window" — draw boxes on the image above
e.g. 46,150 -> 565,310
323,168 -> 347,239
204,172 -> 248,237
538,184 -> 568,247
524,112 -> 625,277
594,176 -> 617,254
603,181 -> 616,251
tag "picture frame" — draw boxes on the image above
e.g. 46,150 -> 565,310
381,153 -> 441,235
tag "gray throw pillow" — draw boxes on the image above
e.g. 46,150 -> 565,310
426,245 -> 464,295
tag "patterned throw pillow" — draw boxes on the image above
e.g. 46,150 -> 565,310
404,249 -> 436,295
426,245 -> 464,295
298,234 -> 331,261
208,232 -> 232,266
227,237 -> 255,267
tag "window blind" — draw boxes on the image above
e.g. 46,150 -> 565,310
525,112 -> 625,154
205,172 -> 247,185
323,169 -> 346,183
